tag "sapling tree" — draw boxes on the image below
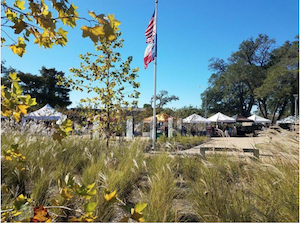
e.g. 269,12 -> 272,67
59,31 -> 140,146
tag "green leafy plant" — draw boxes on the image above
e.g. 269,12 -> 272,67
1,72 -> 36,121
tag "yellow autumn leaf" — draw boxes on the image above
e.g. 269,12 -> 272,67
17,104 -> 29,114
5,8 -> 17,21
14,194 -> 28,210
88,11 -> 107,24
9,72 -> 18,81
1,108 -> 12,117
58,27 -> 68,39
104,190 -> 117,202
13,111 -> 21,122
134,202 -> 147,213
130,208 -> 144,222
108,14 -> 121,31
9,44 -> 26,57
9,37 -> 26,57
1,85 -> 6,98
5,156 -> 12,161
60,187 -> 73,200
81,25 -> 105,43
12,211 -> 22,217
14,0 -> 25,10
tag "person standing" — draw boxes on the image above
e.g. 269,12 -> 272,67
224,125 -> 230,137
233,125 -> 237,136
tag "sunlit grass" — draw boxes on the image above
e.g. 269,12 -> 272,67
1,121 -> 298,222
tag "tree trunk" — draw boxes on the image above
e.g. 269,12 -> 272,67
244,96 -> 255,117
290,95 -> 295,116
258,98 -> 268,118
271,102 -> 279,124
277,101 -> 288,121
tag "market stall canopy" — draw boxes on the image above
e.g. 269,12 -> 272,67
208,112 -> 236,123
183,114 -> 211,124
143,113 -> 176,123
276,116 -> 299,125
24,104 -> 67,121
231,114 -> 254,122
247,114 -> 271,124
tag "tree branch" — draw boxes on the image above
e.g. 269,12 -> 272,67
1,29 -> 17,44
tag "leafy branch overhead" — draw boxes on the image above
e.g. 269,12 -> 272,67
1,0 -> 121,57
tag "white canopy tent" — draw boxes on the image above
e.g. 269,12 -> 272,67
276,116 -> 299,125
247,114 -> 271,124
208,112 -> 236,123
22,104 -> 67,122
183,114 -> 211,124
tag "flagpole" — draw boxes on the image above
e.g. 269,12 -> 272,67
152,0 -> 158,149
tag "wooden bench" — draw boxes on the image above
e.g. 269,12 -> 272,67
200,147 -> 259,158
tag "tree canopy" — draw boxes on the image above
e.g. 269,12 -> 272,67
151,90 -> 179,109
203,34 -> 298,121
1,65 -> 72,109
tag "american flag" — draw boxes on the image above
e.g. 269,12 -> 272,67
144,8 -> 157,69
145,10 -> 156,43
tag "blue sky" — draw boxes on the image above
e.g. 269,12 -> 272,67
1,0 -> 299,109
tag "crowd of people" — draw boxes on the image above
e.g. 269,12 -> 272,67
207,124 -> 237,137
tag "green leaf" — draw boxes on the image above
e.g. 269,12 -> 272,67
61,118 -> 73,134
13,194 -> 28,210
12,81 -> 23,95
86,182 -> 96,190
134,202 -> 147,213
61,118 -> 72,128
25,94 -> 37,106
84,202 -> 97,212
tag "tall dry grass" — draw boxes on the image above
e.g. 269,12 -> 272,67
1,121 -> 299,222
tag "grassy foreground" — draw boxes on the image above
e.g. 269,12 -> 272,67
1,125 -> 299,222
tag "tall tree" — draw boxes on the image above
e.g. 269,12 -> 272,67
151,90 -> 179,109
1,66 -> 72,109
254,37 -> 299,122
205,34 -> 276,117
174,105 -> 203,119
